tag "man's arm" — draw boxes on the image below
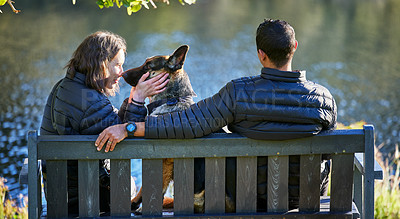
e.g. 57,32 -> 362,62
145,82 -> 236,139
95,81 -> 236,151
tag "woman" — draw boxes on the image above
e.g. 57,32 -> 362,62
40,31 -> 168,215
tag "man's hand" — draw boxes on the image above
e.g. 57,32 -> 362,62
95,123 -> 128,152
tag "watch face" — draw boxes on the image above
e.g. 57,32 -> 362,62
127,124 -> 136,132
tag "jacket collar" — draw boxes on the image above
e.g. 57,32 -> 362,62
73,72 -> 86,84
261,67 -> 306,82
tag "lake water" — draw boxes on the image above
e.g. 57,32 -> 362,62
1,0 -> 399,200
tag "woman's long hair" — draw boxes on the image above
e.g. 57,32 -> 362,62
65,31 -> 126,96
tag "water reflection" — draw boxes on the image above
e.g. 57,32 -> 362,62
1,0 -> 399,199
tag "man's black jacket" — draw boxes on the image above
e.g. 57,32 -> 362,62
144,67 -> 336,139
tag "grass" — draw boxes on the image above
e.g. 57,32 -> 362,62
338,121 -> 400,219
374,145 -> 400,219
0,177 -> 27,219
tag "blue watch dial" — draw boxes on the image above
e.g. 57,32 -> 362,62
127,124 -> 136,132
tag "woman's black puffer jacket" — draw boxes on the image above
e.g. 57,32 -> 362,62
144,67 -> 337,210
40,72 -> 134,215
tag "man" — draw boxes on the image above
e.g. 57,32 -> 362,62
96,19 -> 337,210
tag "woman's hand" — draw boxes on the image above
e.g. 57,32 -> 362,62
129,72 -> 169,104
95,123 -> 128,152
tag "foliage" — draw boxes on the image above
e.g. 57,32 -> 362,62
374,149 -> 400,219
0,0 -> 20,14
336,120 -> 366,130
1,0 -> 195,15
84,0 -> 196,15
0,177 -> 27,219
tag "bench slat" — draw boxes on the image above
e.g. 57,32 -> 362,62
267,156 -> 289,212
37,131 -> 365,160
299,154 -> 321,212
47,160 -> 68,218
331,153 -> 354,212
110,159 -> 131,216
236,156 -> 257,213
78,160 -> 100,217
28,131 -> 41,219
142,159 -> 163,216
174,158 -> 195,215
160,213 -> 353,219
205,157 -> 225,213
364,125 -> 375,219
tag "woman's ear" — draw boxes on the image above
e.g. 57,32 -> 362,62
101,61 -> 108,76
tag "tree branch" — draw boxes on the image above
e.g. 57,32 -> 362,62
7,0 -> 20,14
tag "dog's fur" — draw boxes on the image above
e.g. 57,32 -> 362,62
122,45 -> 234,213
122,45 -> 196,116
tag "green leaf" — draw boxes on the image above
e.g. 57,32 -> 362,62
131,0 -> 140,6
130,4 -> 141,12
115,0 -> 123,8
96,0 -> 105,9
0,0 -> 7,6
104,0 -> 114,8
127,6 -> 132,15
122,0 -> 130,7
178,0 -> 184,5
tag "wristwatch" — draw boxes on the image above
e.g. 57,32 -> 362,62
126,122 -> 137,137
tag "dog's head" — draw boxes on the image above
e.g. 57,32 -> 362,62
122,45 -> 189,86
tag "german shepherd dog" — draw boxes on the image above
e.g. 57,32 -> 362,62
122,45 -> 234,213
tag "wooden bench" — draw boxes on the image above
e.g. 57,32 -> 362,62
27,125 -> 379,219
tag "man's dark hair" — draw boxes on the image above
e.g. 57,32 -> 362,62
256,19 -> 296,68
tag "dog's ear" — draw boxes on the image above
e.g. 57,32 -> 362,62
167,45 -> 189,71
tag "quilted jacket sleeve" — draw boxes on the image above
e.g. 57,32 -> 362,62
79,97 -> 146,135
145,82 -> 236,139
79,98 -> 122,135
119,98 -> 148,122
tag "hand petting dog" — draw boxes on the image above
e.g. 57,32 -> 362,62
130,72 -> 169,104
95,72 -> 168,152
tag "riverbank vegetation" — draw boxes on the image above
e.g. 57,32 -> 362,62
374,144 -> 400,218
0,177 -> 27,219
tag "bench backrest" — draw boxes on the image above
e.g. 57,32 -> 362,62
28,125 -> 375,219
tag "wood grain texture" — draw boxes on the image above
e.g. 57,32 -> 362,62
47,160 -> 68,218
110,159 -> 131,217
363,124 -> 375,219
142,159 -> 163,216
174,158 -> 194,215
299,154 -> 321,212
28,131 -> 40,219
78,160 -> 99,217
37,130 -> 365,160
205,157 -> 225,214
331,154 -> 354,212
236,156 -> 257,213
267,156 -> 289,212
